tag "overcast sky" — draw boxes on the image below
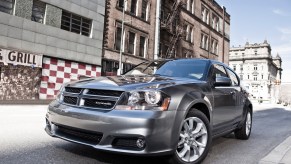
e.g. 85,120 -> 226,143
216,0 -> 291,82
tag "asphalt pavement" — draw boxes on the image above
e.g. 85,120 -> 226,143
0,103 -> 290,164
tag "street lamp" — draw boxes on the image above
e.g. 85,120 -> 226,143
117,0 -> 127,75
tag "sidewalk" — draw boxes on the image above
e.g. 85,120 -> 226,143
253,102 -> 291,111
259,136 -> 291,164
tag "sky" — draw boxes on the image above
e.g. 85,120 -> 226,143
216,0 -> 291,82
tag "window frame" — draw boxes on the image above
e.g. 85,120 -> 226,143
141,0 -> 148,21
128,31 -> 136,55
226,68 -> 240,86
31,0 -> 46,24
130,0 -> 137,15
0,0 -> 15,15
115,27 -> 122,51
210,38 -> 218,55
213,64 -> 228,79
139,35 -> 147,58
61,10 -> 92,37
201,5 -> 209,24
118,0 -> 124,8
187,0 -> 194,14
201,33 -> 209,50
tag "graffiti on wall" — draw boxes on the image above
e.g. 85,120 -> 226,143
0,48 -> 43,101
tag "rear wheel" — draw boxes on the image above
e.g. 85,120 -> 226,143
169,110 -> 211,164
235,108 -> 252,140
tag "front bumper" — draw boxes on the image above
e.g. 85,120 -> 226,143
45,100 -> 180,155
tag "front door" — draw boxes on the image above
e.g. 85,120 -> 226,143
211,64 -> 237,135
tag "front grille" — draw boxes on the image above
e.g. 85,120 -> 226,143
112,138 -> 142,150
61,87 -> 122,110
83,98 -> 115,109
65,87 -> 82,94
56,124 -> 103,145
87,89 -> 123,97
63,96 -> 78,105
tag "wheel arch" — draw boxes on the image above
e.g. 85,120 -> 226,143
239,100 -> 253,128
190,103 -> 211,122
170,92 -> 213,149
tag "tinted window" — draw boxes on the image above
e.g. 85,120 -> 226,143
124,60 -> 209,80
227,68 -> 239,86
213,64 -> 228,78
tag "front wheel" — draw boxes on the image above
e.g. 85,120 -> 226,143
169,110 -> 212,164
235,108 -> 252,140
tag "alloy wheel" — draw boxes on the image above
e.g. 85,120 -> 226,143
176,117 -> 208,162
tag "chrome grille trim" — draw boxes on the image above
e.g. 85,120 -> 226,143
84,89 -> 123,97
61,87 -> 124,110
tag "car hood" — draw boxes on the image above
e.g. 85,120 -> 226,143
66,75 -> 204,91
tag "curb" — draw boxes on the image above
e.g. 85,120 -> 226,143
0,100 -> 52,105
259,136 -> 291,164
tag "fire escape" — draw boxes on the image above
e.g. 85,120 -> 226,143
160,0 -> 185,58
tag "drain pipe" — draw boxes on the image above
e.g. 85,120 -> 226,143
222,6 -> 226,63
154,0 -> 161,60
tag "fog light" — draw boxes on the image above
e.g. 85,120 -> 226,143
136,138 -> 145,148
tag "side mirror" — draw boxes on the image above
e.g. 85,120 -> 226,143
215,77 -> 232,87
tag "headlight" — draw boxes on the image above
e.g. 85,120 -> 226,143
128,91 -> 141,105
115,90 -> 171,111
145,91 -> 161,105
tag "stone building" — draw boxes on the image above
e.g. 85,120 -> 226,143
0,0 -> 105,101
229,40 -> 282,103
103,0 -> 230,75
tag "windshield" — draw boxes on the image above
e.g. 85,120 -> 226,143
124,59 -> 209,80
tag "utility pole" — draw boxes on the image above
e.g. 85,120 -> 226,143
154,0 -> 161,60
118,0 -> 127,75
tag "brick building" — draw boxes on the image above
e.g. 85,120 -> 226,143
161,0 -> 230,62
103,0 -> 230,75
103,0 -> 157,76
0,0 -> 105,101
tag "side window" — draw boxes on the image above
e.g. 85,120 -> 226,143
227,68 -> 239,86
213,64 -> 228,78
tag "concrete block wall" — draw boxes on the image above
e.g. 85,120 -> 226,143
0,0 -> 105,66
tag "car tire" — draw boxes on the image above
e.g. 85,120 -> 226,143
168,110 -> 212,164
235,108 -> 252,140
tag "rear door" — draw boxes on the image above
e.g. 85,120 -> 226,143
226,67 -> 244,124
